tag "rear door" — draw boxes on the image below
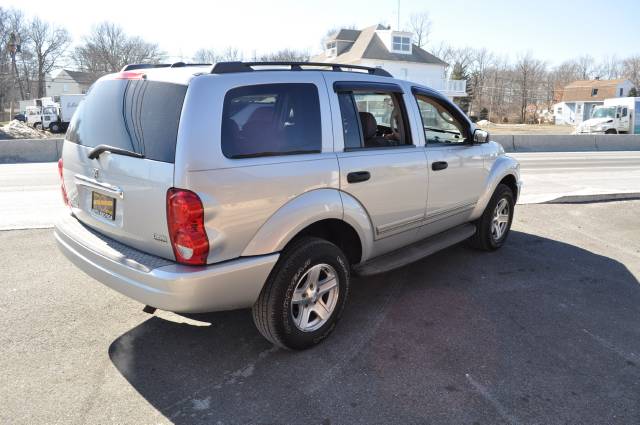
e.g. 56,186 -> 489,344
61,74 -> 187,259
329,79 -> 429,239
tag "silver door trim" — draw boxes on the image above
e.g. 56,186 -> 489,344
376,213 -> 426,235
74,174 -> 124,199
426,201 -> 476,223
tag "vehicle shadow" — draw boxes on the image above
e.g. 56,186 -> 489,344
109,230 -> 640,424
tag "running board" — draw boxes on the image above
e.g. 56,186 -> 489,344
353,223 -> 476,277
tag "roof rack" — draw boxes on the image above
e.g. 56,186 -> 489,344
120,62 -> 212,72
210,61 -> 393,78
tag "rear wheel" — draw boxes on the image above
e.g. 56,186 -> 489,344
252,237 -> 350,350
468,183 -> 514,251
49,122 -> 60,133
605,129 -> 617,134
34,122 -> 42,131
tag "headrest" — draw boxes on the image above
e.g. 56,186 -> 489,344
358,112 -> 377,140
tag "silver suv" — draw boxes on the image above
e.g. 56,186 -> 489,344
55,62 -> 521,350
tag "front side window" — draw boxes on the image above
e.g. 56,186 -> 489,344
221,83 -> 321,159
622,107 -> 628,117
337,90 -> 411,149
415,94 -> 467,145
392,36 -> 411,52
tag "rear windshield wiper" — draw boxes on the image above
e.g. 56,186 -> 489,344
87,144 -> 145,160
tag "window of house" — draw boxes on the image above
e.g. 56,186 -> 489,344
392,36 -> 411,53
414,94 -> 467,145
591,88 -> 598,96
221,83 -> 321,159
326,41 -> 337,57
63,83 -> 68,93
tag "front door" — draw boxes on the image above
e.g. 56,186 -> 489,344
413,92 -> 487,226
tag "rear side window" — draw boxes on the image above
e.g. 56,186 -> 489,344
221,83 -> 321,158
66,79 -> 187,163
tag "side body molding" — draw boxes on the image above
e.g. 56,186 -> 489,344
241,188 -> 374,261
470,150 -> 521,220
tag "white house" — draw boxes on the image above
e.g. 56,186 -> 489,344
311,25 -> 467,99
46,69 -> 97,97
554,79 -> 635,125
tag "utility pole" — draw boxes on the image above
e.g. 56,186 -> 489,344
397,0 -> 401,29
7,32 -> 26,101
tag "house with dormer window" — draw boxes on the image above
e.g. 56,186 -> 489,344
311,24 -> 467,98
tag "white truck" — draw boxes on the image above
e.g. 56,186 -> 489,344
575,97 -> 640,134
29,94 -> 85,133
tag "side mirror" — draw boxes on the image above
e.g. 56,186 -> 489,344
616,113 -> 620,119
473,128 -> 490,144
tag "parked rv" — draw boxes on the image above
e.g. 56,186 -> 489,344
575,97 -> 639,134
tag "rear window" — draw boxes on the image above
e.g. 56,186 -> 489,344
66,79 -> 187,163
221,83 -> 321,158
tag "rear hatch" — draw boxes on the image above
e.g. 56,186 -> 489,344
61,72 -> 187,260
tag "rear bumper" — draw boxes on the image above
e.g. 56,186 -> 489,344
54,214 -> 278,313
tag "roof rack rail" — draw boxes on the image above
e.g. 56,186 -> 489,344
210,61 -> 393,78
120,63 -> 212,72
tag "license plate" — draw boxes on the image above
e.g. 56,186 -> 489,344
91,192 -> 116,221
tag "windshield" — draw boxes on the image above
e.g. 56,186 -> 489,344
591,107 -> 615,119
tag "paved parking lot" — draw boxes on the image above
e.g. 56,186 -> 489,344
1,201 -> 639,424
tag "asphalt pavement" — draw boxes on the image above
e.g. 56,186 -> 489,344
2,151 -> 640,230
1,201 -> 639,424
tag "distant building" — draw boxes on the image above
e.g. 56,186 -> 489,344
553,79 -> 635,125
311,24 -> 467,99
46,69 -> 98,97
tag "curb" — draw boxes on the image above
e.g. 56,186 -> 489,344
544,192 -> 640,204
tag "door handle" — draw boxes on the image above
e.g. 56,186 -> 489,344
347,171 -> 371,183
432,161 -> 448,171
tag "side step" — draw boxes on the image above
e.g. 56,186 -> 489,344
353,223 -> 476,277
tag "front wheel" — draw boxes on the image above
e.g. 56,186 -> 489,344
468,183 -> 515,251
252,237 -> 350,350
49,122 -> 60,133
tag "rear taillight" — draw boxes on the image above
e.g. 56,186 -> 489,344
57,158 -> 69,207
166,188 -> 209,265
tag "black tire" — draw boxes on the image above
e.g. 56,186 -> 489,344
49,122 -> 60,133
34,122 -> 42,131
252,237 -> 350,350
468,183 -> 515,251
605,129 -> 617,134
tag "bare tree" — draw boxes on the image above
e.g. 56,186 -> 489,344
192,48 -> 218,64
73,22 -> 164,75
218,46 -> 242,62
407,12 -> 431,47
514,53 -> 546,123
596,55 -> 622,80
258,49 -> 309,62
622,55 -> 640,90
575,55 -> 595,80
27,17 -> 71,97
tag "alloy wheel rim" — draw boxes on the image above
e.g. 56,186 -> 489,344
290,263 -> 339,332
491,198 -> 510,241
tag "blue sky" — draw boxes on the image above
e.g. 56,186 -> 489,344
4,0 -> 639,66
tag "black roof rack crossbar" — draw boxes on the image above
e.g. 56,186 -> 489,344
120,63 -> 212,72
210,61 -> 392,77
